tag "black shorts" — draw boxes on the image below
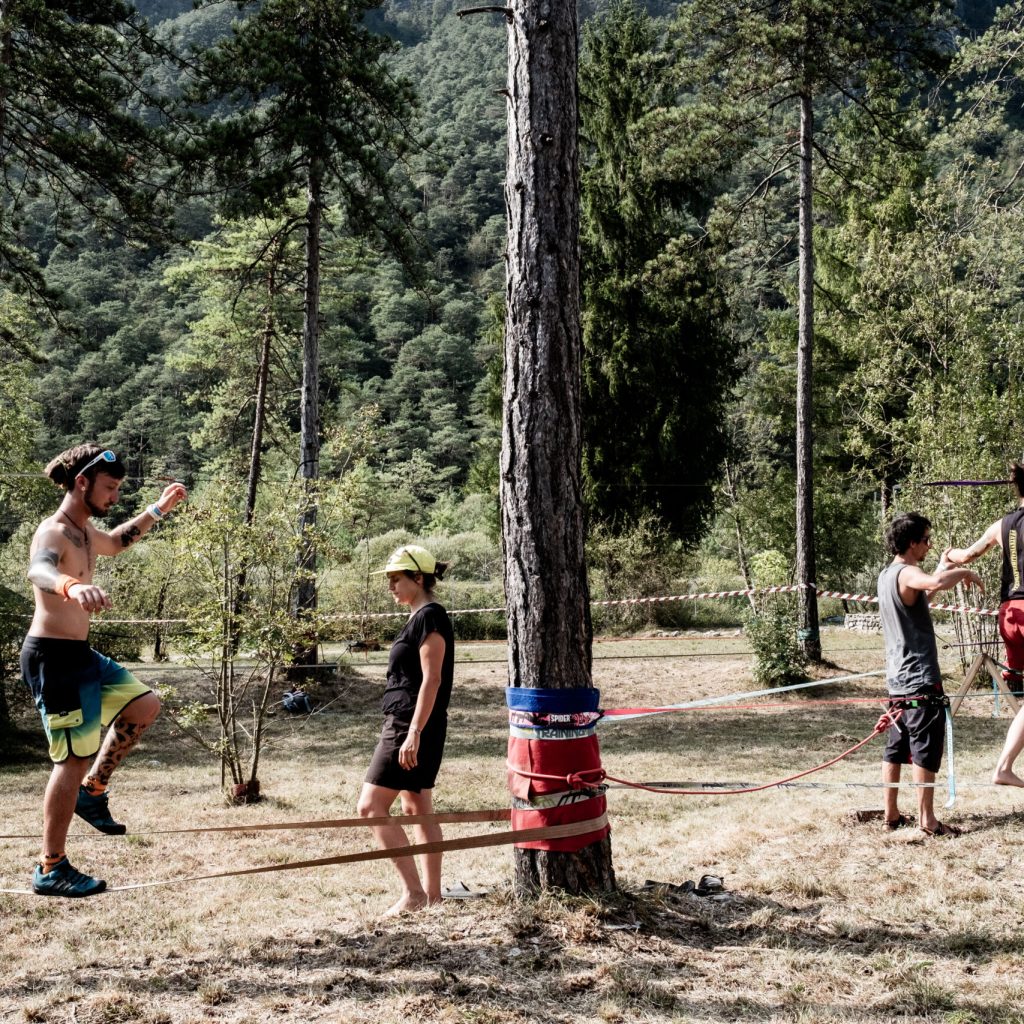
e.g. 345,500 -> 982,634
21,636 -> 151,763
364,714 -> 447,793
883,699 -> 946,773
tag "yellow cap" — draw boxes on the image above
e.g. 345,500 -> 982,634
376,545 -> 437,575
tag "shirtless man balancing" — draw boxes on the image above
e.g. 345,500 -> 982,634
22,445 -> 186,897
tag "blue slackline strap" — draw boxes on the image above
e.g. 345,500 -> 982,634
505,687 -> 601,713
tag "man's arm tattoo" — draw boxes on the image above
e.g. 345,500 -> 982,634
967,535 -> 998,558
118,524 -> 142,549
28,548 -> 62,593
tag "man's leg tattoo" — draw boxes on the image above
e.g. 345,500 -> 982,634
90,718 -> 151,787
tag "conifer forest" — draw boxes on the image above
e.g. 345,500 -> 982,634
0,0 -> 1021,693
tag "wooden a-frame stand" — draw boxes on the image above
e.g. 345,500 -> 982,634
949,653 -> 1022,717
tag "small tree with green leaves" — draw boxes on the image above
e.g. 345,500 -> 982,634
158,487 -> 317,800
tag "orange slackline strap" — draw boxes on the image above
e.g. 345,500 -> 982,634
0,814 -> 608,896
0,808 -> 512,842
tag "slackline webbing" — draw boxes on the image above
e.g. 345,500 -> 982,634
0,814 -> 608,896
0,808 -> 511,842
606,779 -> 975,791
944,706 -> 957,809
600,668 -> 887,721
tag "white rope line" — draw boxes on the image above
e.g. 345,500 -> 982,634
10,583 -> 999,626
601,669 -> 889,722
607,780 -> 1009,790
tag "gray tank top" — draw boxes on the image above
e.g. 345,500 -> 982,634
878,562 -> 942,696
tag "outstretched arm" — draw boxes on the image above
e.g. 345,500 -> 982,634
944,521 -> 1001,566
898,564 -> 984,604
91,483 -> 188,557
27,528 -> 111,612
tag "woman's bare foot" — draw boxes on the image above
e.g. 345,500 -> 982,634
993,768 -> 1024,787
382,893 -> 428,917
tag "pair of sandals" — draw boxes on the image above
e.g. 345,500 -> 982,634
885,813 -> 962,837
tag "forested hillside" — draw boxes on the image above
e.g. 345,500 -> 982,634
0,0 -> 1020,661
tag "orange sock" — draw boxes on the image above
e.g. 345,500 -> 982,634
82,776 -> 106,796
42,852 -> 66,873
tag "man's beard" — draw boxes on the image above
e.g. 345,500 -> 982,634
84,483 -> 110,518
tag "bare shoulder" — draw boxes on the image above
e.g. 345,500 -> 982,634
29,517 -> 67,556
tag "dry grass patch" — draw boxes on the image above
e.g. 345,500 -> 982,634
4,629 -> 1024,1022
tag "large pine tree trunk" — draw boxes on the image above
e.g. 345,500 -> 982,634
795,86 -> 821,662
502,0 -> 614,894
292,160 -> 322,676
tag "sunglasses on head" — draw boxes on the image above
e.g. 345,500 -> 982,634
403,548 -> 423,573
77,450 -> 116,477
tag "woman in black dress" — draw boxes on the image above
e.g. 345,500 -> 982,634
357,544 -> 453,915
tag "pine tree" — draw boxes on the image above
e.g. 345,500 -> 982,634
0,0 -> 172,330
579,0 -> 737,543
493,0 -> 615,895
671,0 -> 955,659
184,0 -> 418,672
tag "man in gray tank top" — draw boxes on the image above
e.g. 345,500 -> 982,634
879,513 -> 983,837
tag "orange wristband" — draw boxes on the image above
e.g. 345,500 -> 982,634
56,574 -> 80,599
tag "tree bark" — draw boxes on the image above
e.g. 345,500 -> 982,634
292,160 -> 322,677
502,0 -> 614,895
795,85 -> 821,662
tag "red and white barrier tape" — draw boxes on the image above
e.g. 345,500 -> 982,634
49,583 -> 999,626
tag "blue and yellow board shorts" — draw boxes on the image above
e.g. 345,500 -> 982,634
20,636 -> 151,764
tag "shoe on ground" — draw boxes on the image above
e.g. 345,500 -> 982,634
32,857 -> 106,898
75,787 -> 126,835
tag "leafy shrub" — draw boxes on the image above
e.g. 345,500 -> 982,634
587,515 -> 689,634
744,606 -> 807,688
744,550 -> 807,687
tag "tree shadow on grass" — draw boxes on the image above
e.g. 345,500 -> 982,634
0,723 -> 46,766
2,886 -> 1009,1024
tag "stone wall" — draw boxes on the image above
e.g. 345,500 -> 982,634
845,612 -> 882,634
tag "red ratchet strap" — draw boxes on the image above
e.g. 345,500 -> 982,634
506,708 -> 902,797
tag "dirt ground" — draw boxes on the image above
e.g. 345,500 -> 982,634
3,628 -> 1024,1023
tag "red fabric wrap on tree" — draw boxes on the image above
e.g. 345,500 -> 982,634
507,734 -> 609,851
511,795 -> 609,851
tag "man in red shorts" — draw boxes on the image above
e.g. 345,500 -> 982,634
944,462 -> 1024,787
22,444 -> 186,896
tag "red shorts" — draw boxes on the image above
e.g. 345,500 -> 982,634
999,600 -> 1024,684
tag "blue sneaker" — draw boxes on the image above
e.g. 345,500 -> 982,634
32,858 -> 106,898
75,787 -> 127,835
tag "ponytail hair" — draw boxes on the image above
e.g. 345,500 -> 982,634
407,560 -> 449,592
1012,461 -> 1024,498
43,444 -> 126,491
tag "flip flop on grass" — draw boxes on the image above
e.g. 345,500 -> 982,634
920,821 -> 962,838
884,814 -> 914,832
